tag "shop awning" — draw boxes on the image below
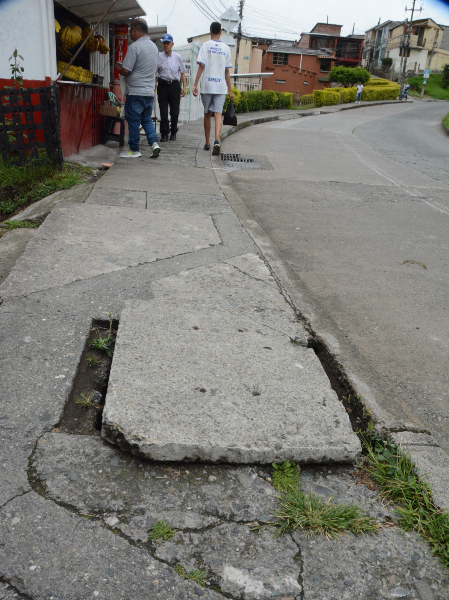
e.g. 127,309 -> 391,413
56,0 -> 146,24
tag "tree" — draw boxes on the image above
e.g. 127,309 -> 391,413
328,66 -> 370,88
381,57 -> 393,70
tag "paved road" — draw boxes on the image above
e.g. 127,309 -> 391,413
222,102 -> 449,451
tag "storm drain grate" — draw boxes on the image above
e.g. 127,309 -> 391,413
221,153 -> 254,163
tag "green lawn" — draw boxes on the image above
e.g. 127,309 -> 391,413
0,160 -> 93,220
406,73 -> 449,100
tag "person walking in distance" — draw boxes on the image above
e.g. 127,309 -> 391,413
192,21 -> 233,155
115,18 -> 160,158
157,34 -> 187,142
355,81 -> 364,104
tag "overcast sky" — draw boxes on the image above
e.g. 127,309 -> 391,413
138,0 -> 449,45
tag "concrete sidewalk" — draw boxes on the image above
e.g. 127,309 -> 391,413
0,104 -> 447,599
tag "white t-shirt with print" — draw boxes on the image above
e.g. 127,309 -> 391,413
197,39 -> 232,94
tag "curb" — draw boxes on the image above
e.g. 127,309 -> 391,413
213,104 -> 449,511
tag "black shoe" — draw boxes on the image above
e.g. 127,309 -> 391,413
212,139 -> 221,156
204,144 -> 210,151
160,134 -> 168,142
169,133 -> 176,141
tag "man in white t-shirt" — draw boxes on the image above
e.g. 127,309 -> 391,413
356,82 -> 364,104
192,21 -> 234,155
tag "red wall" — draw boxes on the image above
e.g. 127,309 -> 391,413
261,53 -> 333,95
58,83 -> 108,157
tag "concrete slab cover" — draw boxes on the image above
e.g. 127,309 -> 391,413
102,299 -> 360,463
0,203 -> 221,298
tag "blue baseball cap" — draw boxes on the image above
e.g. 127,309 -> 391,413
161,34 -> 173,42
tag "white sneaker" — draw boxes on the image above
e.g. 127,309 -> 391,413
120,150 -> 141,158
151,142 -> 160,158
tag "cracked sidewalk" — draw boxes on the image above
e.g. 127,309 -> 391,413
0,107 -> 447,599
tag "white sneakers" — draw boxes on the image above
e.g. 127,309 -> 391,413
120,150 -> 141,158
120,143 -> 160,159
151,142 -> 160,158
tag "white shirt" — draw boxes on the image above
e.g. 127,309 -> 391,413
197,39 -> 232,94
357,84 -> 364,93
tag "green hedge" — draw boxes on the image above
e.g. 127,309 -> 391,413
362,84 -> 399,100
365,78 -> 391,86
313,89 -> 342,107
224,89 -> 293,113
311,83 -> 399,106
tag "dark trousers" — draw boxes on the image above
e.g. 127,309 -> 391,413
157,80 -> 181,135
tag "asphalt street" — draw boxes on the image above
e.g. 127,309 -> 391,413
222,102 -> 449,451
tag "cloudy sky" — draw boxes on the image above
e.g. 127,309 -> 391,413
137,0 -> 449,44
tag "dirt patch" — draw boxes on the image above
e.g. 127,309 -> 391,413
55,319 -> 118,436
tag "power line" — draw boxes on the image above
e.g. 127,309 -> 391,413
163,0 -> 177,24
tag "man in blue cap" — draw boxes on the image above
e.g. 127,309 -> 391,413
156,34 -> 187,142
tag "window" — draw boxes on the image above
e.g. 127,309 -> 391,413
399,47 -> 411,57
320,58 -> 331,72
275,79 -> 286,84
272,53 -> 288,65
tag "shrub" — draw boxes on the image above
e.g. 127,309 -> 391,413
299,93 -> 314,99
328,66 -> 370,87
340,87 -> 357,103
363,78 -> 391,86
362,83 -> 400,101
224,89 -> 292,113
313,89 -> 340,107
381,57 -> 393,69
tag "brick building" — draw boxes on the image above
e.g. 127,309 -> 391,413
261,47 -> 334,95
260,22 -> 363,96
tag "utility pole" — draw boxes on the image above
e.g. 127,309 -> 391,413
399,0 -> 420,96
420,29 -> 440,98
234,0 -> 244,74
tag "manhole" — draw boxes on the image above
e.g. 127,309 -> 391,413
221,153 -> 254,163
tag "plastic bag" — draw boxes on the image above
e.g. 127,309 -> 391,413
223,99 -> 237,126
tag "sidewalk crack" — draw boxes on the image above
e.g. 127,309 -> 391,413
0,578 -> 37,600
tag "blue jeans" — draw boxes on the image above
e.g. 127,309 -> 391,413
356,91 -> 362,102
125,95 -> 158,151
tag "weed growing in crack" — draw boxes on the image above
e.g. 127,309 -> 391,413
89,312 -> 114,357
175,565 -> 206,586
148,520 -> 176,541
272,460 -> 301,493
362,435 -> 449,570
2,219 -> 39,230
75,391 -> 100,411
86,355 -> 101,367
255,460 -> 379,539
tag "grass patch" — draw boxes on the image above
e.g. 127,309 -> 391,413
148,520 -> 176,541
86,355 -> 101,367
0,159 -> 93,218
443,112 -> 449,132
362,435 -> 449,570
2,220 -> 39,230
74,391 -> 100,411
406,73 -> 449,101
255,460 -> 379,539
89,313 -> 114,357
174,565 -> 206,586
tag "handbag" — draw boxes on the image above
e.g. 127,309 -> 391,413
223,99 -> 237,126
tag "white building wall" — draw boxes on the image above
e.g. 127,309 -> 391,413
0,0 -> 57,81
